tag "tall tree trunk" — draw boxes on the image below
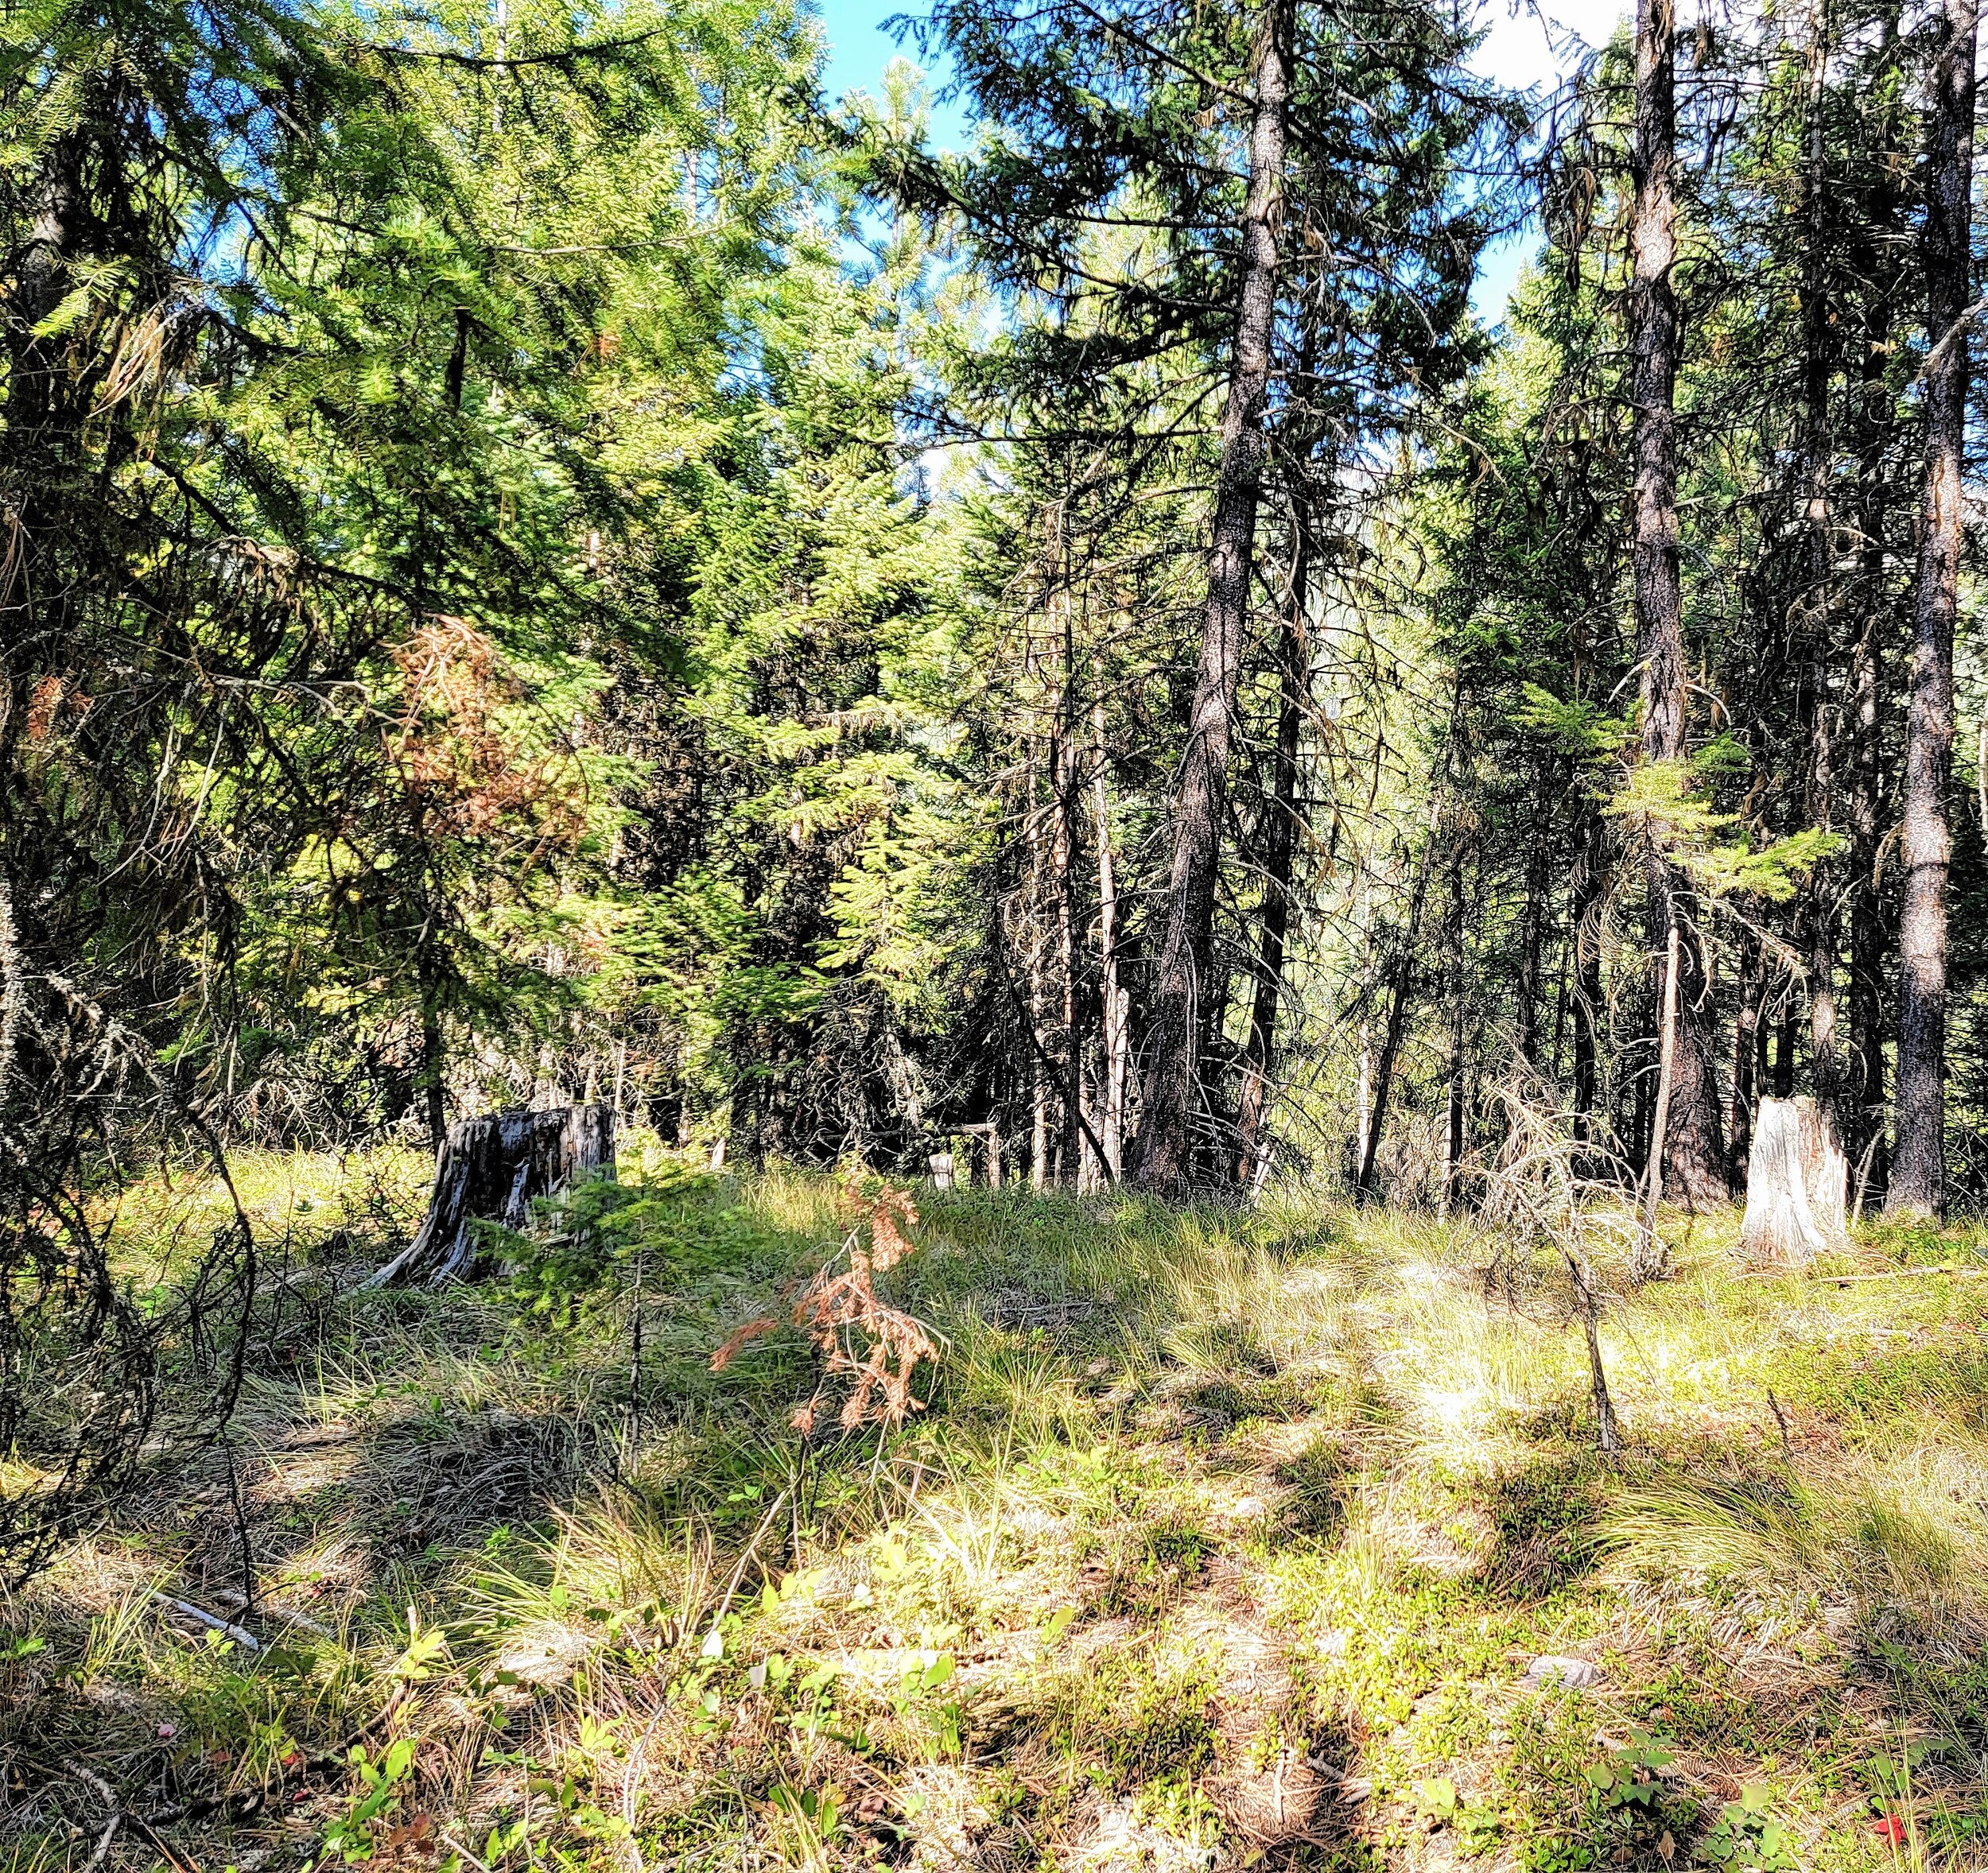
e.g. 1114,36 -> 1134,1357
421,1003 -> 448,1151
1134,0 -> 1289,1194
1800,0 -> 1843,1129
1439,850 -> 1468,1215
1050,596 -> 1092,1187
1090,682 -> 1131,1180
3,119 -> 88,681
1846,342 -> 1893,1194
1730,923 -> 1764,1179
1442,999 -> 1467,1218
1846,3 -> 1905,1200
1022,727 -> 1052,1190
1233,491 -> 1310,1186
1847,300 -> 1893,1193
1516,781 -> 1552,1070
1629,0 -> 1728,1202
1887,0 -> 1974,1219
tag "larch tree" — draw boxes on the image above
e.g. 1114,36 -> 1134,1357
1627,0 -> 1730,1206
1132,0 -> 1291,1194
1887,0 -> 1977,1219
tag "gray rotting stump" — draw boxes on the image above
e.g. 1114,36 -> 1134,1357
371,1104 -> 615,1287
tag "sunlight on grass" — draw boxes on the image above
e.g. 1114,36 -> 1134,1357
10,1153 -> 1988,1871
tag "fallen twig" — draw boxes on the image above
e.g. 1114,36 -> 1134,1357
210,1586 -> 335,1639
1739,1262 -> 1988,1284
443,1833 -> 499,1873
152,1590 -> 260,1650
127,1807 -> 200,1873
60,1758 -> 120,1873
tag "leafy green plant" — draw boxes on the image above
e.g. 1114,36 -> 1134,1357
1865,1743 -> 1936,1805
891,1650 -> 963,1759
771,1783 -> 842,1833
1416,1777 -> 1503,1856
1518,1731 -> 1690,1873
1701,1784 -> 1799,1873
1584,1731 -> 1675,1813
767,1783 -> 845,1873
313,1738 -> 417,1865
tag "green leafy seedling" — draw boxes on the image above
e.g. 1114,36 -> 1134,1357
1587,1731 -> 1675,1812
1702,1784 -> 1799,1873
1416,1778 -> 1459,1821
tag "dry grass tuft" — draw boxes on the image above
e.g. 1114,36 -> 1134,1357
2,1154 -> 1986,1872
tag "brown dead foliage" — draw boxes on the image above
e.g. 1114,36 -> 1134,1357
383,615 -> 588,850
711,1181 -> 942,1434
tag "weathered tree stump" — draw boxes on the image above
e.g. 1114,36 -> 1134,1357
371,1105 -> 615,1287
1740,1095 -> 1847,1264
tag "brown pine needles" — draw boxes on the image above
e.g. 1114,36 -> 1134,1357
710,1181 -> 942,1435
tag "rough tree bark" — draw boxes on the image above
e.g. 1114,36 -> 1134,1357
1847,269 -> 1895,1195
1729,925 -> 1764,1179
1134,0 -> 1289,1194
1044,584 -> 1093,1187
1233,486 -> 1310,1187
371,1105 -> 616,1286
1439,849 -> 1470,1218
1887,0 -> 1975,1220
1740,1095 -> 1849,1262
1090,682 -> 1131,1180
1516,781 -> 1552,1070
1799,0 -> 1843,1132
1629,0 -> 1728,1203
1022,710 -> 1052,1191
1846,0 -> 1905,1200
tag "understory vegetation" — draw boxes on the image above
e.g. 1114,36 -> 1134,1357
8,1152 -> 1988,1873
11,0 -> 1988,1857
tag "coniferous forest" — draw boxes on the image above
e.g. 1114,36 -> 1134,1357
10,0 -> 1988,1865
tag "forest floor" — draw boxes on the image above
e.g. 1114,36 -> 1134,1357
6,1148 -> 1988,1873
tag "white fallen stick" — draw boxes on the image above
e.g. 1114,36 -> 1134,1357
151,1591 -> 260,1651
209,1587 -> 335,1639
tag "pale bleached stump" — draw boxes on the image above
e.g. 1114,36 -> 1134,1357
1740,1095 -> 1847,1264
371,1104 -> 615,1286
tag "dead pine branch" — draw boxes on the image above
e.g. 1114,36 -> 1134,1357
710,1181 -> 945,1440
1567,1247 -> 1623,1456
1474,1062 -> 1634,1456
152,1590 -> 261,1651
60,1758 -> 121,1873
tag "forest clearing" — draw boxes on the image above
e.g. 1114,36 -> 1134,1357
6,1149 -> 1988,1873
14,0 -> 1988,1857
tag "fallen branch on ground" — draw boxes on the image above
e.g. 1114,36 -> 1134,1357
151,1590 -> 259,1650
1738,1262 -> 1988,1284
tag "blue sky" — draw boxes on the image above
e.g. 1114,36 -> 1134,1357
808,0 -> 1633,322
